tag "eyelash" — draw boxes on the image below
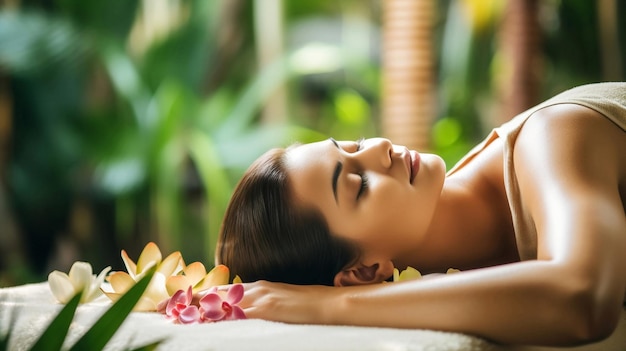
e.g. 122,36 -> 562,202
355,137 -> 365,151
357,173 -> 369,199
354,137 -> 367,199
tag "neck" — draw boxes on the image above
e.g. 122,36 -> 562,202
394,176 -> 517,274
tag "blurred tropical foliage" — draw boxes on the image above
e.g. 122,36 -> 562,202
0,0 -> 624,286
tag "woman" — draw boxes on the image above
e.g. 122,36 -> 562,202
216,82 -> 626,347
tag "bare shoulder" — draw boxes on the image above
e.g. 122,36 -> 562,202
515,103 -> 626,191
514,103 -> 626,260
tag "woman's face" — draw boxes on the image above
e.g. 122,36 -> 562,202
284,138 -> 446,262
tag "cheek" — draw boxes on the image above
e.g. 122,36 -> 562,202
360,192 -> 412,236
362,186 -> 429,238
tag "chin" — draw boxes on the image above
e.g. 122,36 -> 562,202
423,153 -> 447,174
422,153 -> 447,194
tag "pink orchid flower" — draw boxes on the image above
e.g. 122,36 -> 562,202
199,284 -> 246,322
164,286 -> 201,324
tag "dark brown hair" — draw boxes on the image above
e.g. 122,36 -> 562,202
216,147 -> 359,286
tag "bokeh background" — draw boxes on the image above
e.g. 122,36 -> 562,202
0,0 -> 624,287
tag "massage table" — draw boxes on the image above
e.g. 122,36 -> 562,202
1,283 -> 624,351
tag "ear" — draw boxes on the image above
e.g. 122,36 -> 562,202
333,260 -> 394,287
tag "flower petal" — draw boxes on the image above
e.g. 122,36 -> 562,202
121,249 -> 138,279
134,296 -> 158,312
229,306 -> 247,320
399,266 -> 422,281
143,272 -> 169,306
226,284 -> 244,305
166,275 -> 191,296
94,266 -> 112,288
156,298 -> 169,313
166,289 -> 187,316
102,291 -> 123,303
185,285 -> 193,302
159,251 -> 183,277
196,265 -> 230,291
393,268 -> 400,282
83,266 -> 112,302
199,293 -> 226,321
136,242 -> 162,274
68,261 -> 93,291
48,271 -> 75,304
107,271 -> 135,294
232,275 -> 242,284
184,262 -> 207,286
178,305 -> 200,324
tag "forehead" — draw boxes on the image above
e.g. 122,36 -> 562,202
285,140 -> 329,169
284,140 -> 335,209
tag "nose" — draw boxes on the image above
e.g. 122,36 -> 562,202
356,138 -> 393,169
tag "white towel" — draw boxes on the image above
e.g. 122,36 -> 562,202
1,283 -> 624,351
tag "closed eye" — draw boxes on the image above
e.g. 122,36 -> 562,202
357,173 -> 368,199
355,137 -> 365,152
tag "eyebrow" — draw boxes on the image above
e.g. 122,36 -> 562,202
330,138 -> 342,204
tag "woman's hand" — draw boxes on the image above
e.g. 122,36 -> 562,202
238,280 -> 337,324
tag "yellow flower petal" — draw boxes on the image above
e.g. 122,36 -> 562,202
196,264 -> 230,291
121,249 -> 137,278
136,242 -> 162,274
393,266 -> 422,282
232,275 -> 242,284
166,275 -> 192,296
133,296 -> 158,312
143,272 -> 169,306
184,262 -> 207,286
446,268 -> 460,274
399,266 -> 422,281
107,271 -> 135,294
102,291 -> 123,303
159,251 -> 183,277
48,271 -> 75,304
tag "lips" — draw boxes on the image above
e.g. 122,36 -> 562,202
409,150 -> 420,184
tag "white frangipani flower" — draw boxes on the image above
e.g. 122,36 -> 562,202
48,261 -> 111,304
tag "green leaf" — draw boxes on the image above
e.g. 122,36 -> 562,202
69,266 -> 156,351
187,130 -> 233,259
187,130 -> 232,208
29,291 -> 82,351
218,57 -> 291,138
128,339 -> 164,351
0,303 -> 17,351
0,329 -> 9,351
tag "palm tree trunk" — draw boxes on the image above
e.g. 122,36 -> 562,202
597,0 -> 623,81
381,0 -> 436,151
254,0 -> 287,124
498,0 -> 543,122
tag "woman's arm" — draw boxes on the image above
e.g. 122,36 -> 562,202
240,104 -> 626,346
241,258 -> 618,345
